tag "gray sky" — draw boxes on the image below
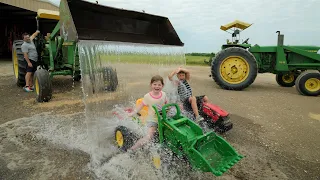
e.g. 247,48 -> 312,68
49,0 -> 320,53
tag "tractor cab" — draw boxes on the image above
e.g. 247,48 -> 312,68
220,20 -> 252,46
36,9 -> 60,39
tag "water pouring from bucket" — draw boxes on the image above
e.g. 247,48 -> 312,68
57,0 -> 243,178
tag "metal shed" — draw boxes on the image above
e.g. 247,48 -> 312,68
0,0 -> 58,58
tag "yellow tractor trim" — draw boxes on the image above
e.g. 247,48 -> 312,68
37,9 -> 60,20
13,49 -> 18,79
220,20 -> 252,31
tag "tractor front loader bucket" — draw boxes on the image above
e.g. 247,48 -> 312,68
156,104 -> 243,177
59,0 -> 184,46
188,132 -> 243,176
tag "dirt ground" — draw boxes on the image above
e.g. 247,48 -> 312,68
0,59 -> 319,180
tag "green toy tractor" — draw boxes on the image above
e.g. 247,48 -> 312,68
210,20 -> 320,96
113,101 -> 243,176
11,0 -> 184,102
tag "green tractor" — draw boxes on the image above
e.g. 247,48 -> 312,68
113,102 -> 243,176
210,20 -> 320,96
12,0 -> 184,102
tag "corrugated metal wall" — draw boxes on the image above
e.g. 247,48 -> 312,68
0,0 -> 58,12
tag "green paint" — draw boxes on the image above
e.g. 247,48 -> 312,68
150,103 -> 243,176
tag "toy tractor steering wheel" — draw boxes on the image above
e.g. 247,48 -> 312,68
243,38 -> 250,44
153,103 -> 182,122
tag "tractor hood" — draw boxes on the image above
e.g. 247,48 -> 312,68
59,0 -> 184,46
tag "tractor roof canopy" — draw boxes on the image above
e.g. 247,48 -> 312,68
37,9 -> 60,20
220,20 -> 252,31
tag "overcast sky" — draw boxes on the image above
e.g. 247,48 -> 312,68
48,0 -> 320,53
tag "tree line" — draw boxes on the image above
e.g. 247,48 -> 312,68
185,52 -> 215,57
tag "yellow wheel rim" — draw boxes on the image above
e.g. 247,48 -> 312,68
282,73 -> 295,83
305,78 -> 320,92
13,49 -> 18,79
35,78 -> 40,95
115,131 -> 123,147
152,155 -> 161,169
219,56 -> 250,84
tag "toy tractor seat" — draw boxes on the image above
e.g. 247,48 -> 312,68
135,98 -> 173,123
135,98 -> 149,124
232,29 -> 240,37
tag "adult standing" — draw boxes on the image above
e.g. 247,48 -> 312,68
21,31 -> 40,92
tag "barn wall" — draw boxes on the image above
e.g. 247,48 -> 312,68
0,0 -> 58,58
0,0 -> 58,11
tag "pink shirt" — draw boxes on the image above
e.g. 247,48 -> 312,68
142,91 -> 167,123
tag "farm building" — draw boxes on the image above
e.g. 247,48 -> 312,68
0,0 -> 58,59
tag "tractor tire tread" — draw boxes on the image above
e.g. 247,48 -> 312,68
12,40 -> 27,87
276,73 -> 296,87
114,126 -> 137,152
211,47 -> 258,90
34,68 -> 52,102
295,70 -> 320,96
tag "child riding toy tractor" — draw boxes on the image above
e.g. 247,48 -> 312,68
113,101 -> 243,177
181,99 -> 233,133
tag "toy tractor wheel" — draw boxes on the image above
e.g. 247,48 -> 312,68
12,40 -> 27,87
34,68 -> 52,102
295,70 -> 320,96
151,150 -> 162,170
149,146 -> 172,173
114,126 -> 137,152
276,72 -> 298,87
211,47 -> 258,90
103,67 -> 118,91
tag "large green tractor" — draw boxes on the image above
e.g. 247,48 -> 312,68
12,0 -> 184,102
210,20 -> 320,96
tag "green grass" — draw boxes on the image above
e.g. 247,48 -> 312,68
185,55 -> 210,66
95,54 -> 210,66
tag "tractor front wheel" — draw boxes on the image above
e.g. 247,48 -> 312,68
211,47 -> 258,90
276,72 -> 298,87
295,70 -> 320,96
114,126 -> 137,152
34,68 -> 52,102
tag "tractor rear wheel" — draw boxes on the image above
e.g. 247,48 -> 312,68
295,70 -> 320,96
276,72 -> 298,87
114,126 -> 137,152
211,47 -> 258,90
12,40 -> 27,87
103,67 -> 118,91
34,68 -> 52,102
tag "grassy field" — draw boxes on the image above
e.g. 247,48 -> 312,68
97,54 -> 210,66
185,55 -> 210,66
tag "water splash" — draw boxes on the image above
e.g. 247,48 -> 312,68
77,40 -> 190,179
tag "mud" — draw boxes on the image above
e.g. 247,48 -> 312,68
0,60 -> 319,180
